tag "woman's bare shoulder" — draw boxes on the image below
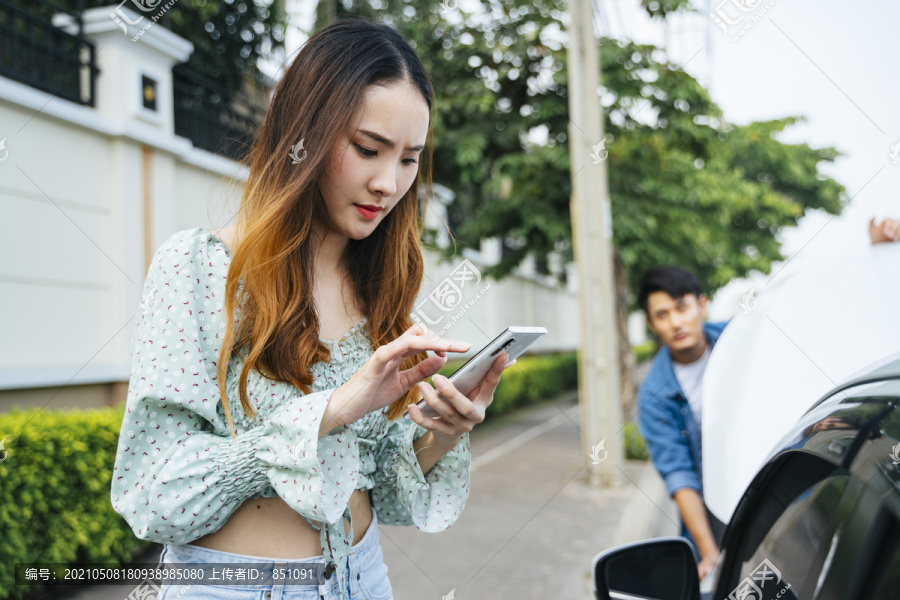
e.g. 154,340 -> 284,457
213,224 -> 237,253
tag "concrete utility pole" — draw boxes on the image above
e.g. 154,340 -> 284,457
566,0 -> 623,487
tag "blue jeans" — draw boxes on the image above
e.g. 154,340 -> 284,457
157,509 -> 393,600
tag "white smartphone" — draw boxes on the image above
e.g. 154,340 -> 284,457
403,326 -> 549,420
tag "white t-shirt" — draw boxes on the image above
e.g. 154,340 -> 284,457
673,345 -> 711,430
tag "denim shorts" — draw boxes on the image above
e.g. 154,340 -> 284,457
156,509 -> 393,600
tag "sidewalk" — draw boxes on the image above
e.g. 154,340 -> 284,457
380,390 -> 678,600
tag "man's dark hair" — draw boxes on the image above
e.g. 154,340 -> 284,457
638,266 -> 704,314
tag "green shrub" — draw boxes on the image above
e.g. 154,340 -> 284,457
436,351 -> 578,418
436,351 -> 649,461
632,340 -> 658,365
0,405 -> 150,599
623,421 -> 650,461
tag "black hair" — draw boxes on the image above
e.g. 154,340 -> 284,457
637,266 -> 704,314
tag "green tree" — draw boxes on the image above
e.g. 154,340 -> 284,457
321,0 -> 846,415
639,0 -> 697,19
318,0 -> 844,299
71,0 -> 288,99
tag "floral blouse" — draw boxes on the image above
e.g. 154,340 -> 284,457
110,227 -> 471,600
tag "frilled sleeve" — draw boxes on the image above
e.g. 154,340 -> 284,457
368,417 -> 471,530
111,229 -> 360,545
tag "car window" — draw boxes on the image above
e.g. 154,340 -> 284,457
735,475 -> 848,599
720,454 -> 849,600
860,518 -> 900,599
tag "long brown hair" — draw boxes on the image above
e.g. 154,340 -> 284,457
216,18 -> 436,437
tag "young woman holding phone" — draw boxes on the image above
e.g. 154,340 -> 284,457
111,19 -> 511,600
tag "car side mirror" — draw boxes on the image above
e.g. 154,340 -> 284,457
592,537 -> 700,600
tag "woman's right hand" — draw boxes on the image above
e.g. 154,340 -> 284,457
319,322 -> 470,435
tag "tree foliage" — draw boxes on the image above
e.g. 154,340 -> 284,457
72,0 -> 288,98
639,0 -> 697,20
319,0 -> 846,306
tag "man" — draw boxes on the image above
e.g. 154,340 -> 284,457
635,266 -> 729,580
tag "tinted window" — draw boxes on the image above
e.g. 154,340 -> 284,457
721,455 -> 849,600
863,518 -> 900,599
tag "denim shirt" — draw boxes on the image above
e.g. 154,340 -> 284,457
636,320 -> 729,499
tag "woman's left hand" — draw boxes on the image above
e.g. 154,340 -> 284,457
407,353 -> 515,448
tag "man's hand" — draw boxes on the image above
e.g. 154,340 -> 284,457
698,552 -> 720,580
869,217 -> 900,244
673,488 -> 720,582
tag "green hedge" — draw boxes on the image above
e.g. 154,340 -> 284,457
436,351 -> 648,460
623,421 -> 650,461
632,340 -> 658,365
0,404 -> 149,600
451,351 -> 579,416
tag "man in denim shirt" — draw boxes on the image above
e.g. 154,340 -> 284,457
636,266 -> 729,581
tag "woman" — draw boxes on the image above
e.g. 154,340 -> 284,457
111,19 -> 511,600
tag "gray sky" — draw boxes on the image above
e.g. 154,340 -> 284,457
275,1 -> 899,318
